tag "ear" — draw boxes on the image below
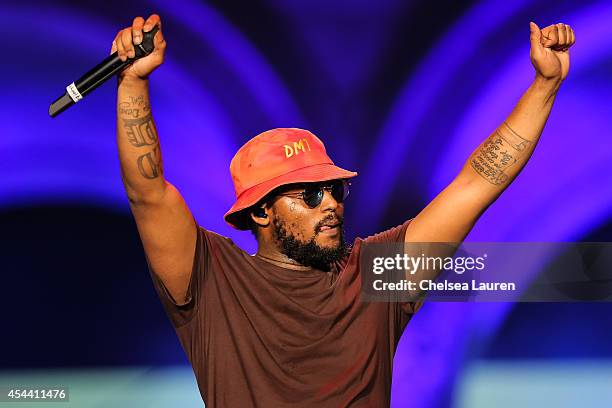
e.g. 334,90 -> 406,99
250,204 -> 270,227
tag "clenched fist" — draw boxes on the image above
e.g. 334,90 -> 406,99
530,22 -> 575,82
111,14 -> 166,82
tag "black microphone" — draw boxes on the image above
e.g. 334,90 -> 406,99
49,25 -> 159,118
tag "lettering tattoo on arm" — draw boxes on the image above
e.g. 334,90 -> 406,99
137,144 -> 163,179
119,96 -> 163,179
469,121 -> 532,185
118,95 -> 151,119
123,113 -> 158,147
501,121 -> 531,151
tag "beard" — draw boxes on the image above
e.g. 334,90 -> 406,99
272,215 -> 349,272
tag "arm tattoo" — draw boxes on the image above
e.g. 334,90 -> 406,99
137,143 -> 163,179
119,95 -> 163,179
122,113 -> 158,147
119,95 -> 151,118
469,122 -> 532,185
501,121 -> 530,151
120,95 -> 156,147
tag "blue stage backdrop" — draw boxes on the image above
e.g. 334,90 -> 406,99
1,0 -> 612,407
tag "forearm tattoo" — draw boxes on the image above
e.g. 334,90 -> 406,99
119,95 -> 163,179
470,121 -> 532,185
123,114 -> 158,147
119,95 -> 150,118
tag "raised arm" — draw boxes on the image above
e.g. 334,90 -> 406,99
114,15 -> 197,305
405,22 -> 576,243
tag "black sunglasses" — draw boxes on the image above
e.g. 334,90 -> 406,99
277,180 -> 351,208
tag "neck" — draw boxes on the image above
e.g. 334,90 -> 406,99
255,249 -> 312,271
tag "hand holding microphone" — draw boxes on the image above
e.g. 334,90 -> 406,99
49,14 -> 166,117
112,15 -> 166,84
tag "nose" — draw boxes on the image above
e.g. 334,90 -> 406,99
320,189 -> 339,212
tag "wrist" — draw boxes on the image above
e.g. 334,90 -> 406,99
118,74 -> 149,89
532,75 -> 562,96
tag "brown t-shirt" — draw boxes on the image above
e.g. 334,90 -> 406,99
148,219 -> 422,407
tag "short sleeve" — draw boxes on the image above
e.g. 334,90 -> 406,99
147,224 -> 208,328
363,219 -> 412,244
363,218 -> 424,316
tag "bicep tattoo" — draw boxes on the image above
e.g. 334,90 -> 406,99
469,121 -> 532,185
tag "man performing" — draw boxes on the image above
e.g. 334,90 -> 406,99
112,14 -> 575,407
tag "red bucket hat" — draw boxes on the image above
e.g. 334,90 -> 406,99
224,128 -> 358,229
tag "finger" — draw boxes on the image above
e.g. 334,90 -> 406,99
115,30 -> 127,61
132,16 -> 145,45
551,24 -> 565,50
541,24 -> 558,47
569,27 -> 575,46
143,14 -> 161,32
561,24 -> 572,51
148,30 -> 167,63
120,28 -> 134,59
529,22 -> 543,53
110,37 -> 118,55
560,24 -> 572,51
153,29 -> 166,50
556,23 -> 566,47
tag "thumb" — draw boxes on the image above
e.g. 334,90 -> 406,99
529,21 -> 543,53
